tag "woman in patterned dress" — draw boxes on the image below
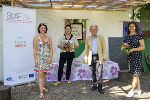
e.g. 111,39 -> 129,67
123,21 -> 145,97
54,24 -> 79,85
33,23 -> 53,98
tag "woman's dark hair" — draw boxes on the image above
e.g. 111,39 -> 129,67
38,23 -> 48,34
65,24 -> 72,29
127,21 -> 139,35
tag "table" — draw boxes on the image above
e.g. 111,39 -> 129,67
36,60 -> 120,81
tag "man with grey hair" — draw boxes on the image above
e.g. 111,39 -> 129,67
90,25 -> 98,30
84,25 -> 107,94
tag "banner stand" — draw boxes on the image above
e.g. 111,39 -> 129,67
3,6 -> 36,86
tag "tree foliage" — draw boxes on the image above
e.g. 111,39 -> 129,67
131,3 -> 150,20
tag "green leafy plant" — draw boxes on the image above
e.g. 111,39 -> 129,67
131,3 -> 150,20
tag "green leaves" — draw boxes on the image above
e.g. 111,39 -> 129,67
131,3 -> 150,20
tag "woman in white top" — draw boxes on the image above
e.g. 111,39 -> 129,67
55,24 -> 79,85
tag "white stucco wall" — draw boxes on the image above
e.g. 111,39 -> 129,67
36,9 -> 133,62
0,7 -> 133,81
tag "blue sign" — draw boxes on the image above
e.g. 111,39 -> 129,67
6,77 -> 13,81
29,74 -> 34,78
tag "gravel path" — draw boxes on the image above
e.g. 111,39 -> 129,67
10,72 -> 150,100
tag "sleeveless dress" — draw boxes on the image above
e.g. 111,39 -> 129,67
34,35 -> 53,72
123,33 -> 143,75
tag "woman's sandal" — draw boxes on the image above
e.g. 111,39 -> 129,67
43,88 -> 48,92
66,80 -> 71,83
54,81 -> 61,86
39,91 -> 44,99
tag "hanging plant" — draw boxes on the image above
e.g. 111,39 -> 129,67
131,3 -> 150,20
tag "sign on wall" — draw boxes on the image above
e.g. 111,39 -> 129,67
71,23 -> 83,40
3,6 -> 36,86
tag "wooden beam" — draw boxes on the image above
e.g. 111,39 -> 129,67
24,0 -> 91,4
14,0 -> 26,7
50,0 -> 52,7
2,0 -> 10,1
146,0 -> 150,3
71,0 -> 80,8
1,0 -> 11,2
82,0 -> 97,8
122,0 -> 146,7
11,0 -> 14,6
23,5 -> 126,11
105,1 -> 128,9
19,0 -> 146,7
16,0 -> 102,8
96,0 -> 119,8
13,0 -> 146,11
23,1 -> 91,5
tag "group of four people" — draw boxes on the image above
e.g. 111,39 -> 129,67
33,21 -> 145,98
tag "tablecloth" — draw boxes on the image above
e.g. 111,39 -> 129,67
36,60 -> 120,81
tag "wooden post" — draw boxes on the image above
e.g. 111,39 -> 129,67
118,70 -> 129,82
0,85 -> 11,100
11,0 -> 14,6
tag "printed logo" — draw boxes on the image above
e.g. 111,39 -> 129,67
5,12 -> 34,23
18,75 -> 28,79
6,77 -> 14,81
29,74 -> 34,78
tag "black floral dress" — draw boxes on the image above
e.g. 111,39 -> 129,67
123,33 -> 143,75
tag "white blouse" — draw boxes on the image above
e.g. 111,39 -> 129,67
58,34 -> 79,52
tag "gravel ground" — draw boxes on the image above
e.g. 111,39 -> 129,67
9,72 -> 150,100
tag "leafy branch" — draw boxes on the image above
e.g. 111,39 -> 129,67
131,3 -> 150,20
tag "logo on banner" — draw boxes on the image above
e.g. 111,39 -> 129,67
6,77 -> 14,81
5,12 -> 34,23
18,75 -> 28,79
15,36 -> 27,48
29,74 -> 34,78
